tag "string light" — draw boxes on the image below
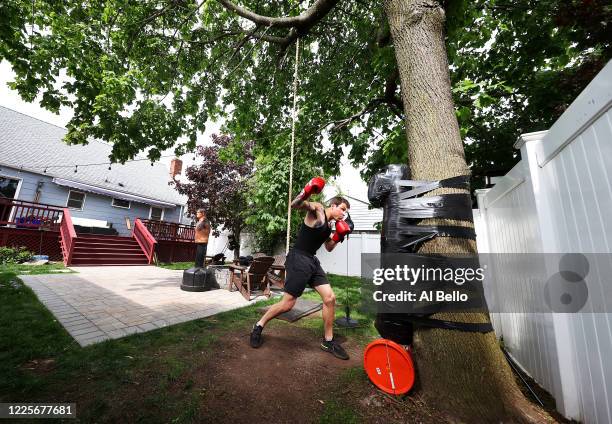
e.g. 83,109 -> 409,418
74,165 -> 78,173
11,125 -> 332,173
13,154 -> 177,172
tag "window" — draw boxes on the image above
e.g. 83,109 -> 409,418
149,207 -> 164,221
0,176 -> 20,199
111,198 -> 131,209
67,190 -> 85,210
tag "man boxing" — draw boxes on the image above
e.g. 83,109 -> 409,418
249,177 -> 353,360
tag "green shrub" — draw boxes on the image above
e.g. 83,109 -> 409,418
0,246 -> 34,264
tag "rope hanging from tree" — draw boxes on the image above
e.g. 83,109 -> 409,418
285,38 -> 301,254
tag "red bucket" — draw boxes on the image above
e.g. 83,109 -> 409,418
363,338 -> 415,395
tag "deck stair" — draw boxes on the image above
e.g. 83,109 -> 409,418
69,234 -> 149,265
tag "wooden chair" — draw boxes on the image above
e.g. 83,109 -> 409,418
232,252 -> 266,266
266,254 -> 286,291
229,256 -> 275,300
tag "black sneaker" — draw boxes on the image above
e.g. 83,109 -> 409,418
250,324 -> 263,348
320,339 -> 349,360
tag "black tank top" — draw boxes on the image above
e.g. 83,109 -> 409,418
293,212 -> 331,255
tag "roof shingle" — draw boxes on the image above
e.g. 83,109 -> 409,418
0,106 -> 186,205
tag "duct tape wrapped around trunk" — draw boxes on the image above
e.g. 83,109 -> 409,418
367,164 -> 492,345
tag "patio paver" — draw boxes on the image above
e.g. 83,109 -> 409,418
20,266 -> 262,346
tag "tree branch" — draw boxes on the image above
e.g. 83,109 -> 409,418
216,0 -> 341,53
323,67 -> 404,131
324,98 -> 387,131
383,68 -> 403,116
216,0 -> 341,28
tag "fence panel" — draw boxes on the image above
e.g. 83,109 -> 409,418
316,233 -> 380,277
475,159 -> 559,403
476,61 -> 612,422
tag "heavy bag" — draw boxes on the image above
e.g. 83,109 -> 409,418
181,267 -> 220,292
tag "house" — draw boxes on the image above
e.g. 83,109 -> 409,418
0,106 -> 187,235
0,105 -> 195,264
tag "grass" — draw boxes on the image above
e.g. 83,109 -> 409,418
301,273 -> 379,343
157,261 -> 194,270
320,367 -> 368,424
156,260 -> 232,270
0,267 -> 280,422
0,262 -> 72,275
0,266 -> 375,423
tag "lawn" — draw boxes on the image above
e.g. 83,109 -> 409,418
0,265 -> 390,423
157,261 -> 194,270
0,262 -> 73,275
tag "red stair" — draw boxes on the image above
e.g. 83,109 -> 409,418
69,234 -> 150,266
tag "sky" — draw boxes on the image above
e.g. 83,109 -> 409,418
0,60 -> 370,201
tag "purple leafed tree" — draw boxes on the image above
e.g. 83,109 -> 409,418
172,134 -> 254,259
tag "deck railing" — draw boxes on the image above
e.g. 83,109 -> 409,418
0,198 -> 64,231
140,219 -> 195,242
133,218 -> 157,264
59,208 -> 77,266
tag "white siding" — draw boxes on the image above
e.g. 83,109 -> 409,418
0,166 -> 183,236
344,196 -> 383,232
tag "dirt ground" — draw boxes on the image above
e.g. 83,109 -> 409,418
196,323 -> 362,423
50,319 -> 562,423
179,322 -> 448,424
190,322 -> 564,424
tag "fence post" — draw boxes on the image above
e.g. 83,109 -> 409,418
518,132 -> 581,420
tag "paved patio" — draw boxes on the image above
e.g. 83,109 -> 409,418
20,266 -> 258,346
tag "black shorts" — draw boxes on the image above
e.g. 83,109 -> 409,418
284,249 -> 329,298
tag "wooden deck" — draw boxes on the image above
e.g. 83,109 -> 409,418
0,199 -> 197,264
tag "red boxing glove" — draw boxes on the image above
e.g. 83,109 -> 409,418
332,219 -> 351,243
298,176 -> 325,201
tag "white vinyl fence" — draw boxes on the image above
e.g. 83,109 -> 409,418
475,60 -> 612,423
316,232 -> 381,277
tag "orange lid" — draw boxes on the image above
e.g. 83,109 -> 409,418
363,338 -> 415,395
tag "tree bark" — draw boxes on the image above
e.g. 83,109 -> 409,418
384,0 -> 552,422
233,228 -> 241,261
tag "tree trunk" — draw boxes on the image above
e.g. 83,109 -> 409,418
233,228 -> 241,261
384,1 -> 551,421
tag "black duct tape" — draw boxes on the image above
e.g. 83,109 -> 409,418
367,165 -> 492,339
397,175 -> 470,199
399,225 -> 476,240
375,314 -> 492,344
399,193 -> 474,220
368,164 -> 409,208
392,225 -> 476,253
368,165 -> 475,253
